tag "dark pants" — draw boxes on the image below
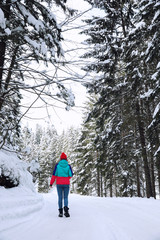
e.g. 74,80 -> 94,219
56,185 -> 70,209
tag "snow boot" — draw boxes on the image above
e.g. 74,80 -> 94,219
58,208 -> 63,217
64,206 -> 70,217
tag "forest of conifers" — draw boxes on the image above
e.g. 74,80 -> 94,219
0,0 -> 160,198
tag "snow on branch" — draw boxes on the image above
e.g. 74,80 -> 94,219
0,8 -> 6,29
153,102 -> 160,119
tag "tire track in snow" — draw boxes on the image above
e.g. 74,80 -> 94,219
70,193 -> 132,240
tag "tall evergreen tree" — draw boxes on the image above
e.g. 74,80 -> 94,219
123,0 -> 160,197
38,125 -> 57,192
80,0 -> 160,197
73,96 -> 103,196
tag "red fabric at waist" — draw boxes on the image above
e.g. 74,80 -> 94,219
56,176 -> 71,185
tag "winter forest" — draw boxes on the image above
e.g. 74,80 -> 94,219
1,1 -> 160,239
0,0 -> 160,207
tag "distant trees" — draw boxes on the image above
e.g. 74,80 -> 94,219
19,124 -> 57,192
19,124 -> 79,192
76,0 -> 160,198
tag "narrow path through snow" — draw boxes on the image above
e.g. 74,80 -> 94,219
1,188 -> 160,240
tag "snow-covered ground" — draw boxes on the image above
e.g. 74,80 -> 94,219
0,187 -> 160,240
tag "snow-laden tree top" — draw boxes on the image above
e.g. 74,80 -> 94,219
0,0 -> 70,62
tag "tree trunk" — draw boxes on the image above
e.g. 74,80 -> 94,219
134,123 -> 141,197
100,171 -> 103,197
97,167 -> 100,197
0,0 -> 11,106
155,133 -> 160,197
136,158 -> 141,197
146,103 -> 156,198
114,168 -> 118,197
110,174 -> 113,197
0,41 -> 6,90
149,101 -> 160,197
104,177 -> 107,197
150,153 -> 156,198
156,155 -> 160,197
135,100 -> 153,198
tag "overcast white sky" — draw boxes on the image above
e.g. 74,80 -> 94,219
21,0 -> 92,135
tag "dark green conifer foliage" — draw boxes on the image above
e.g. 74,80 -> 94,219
80,0 -> 160,197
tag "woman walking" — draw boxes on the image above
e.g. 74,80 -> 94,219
50,152 -> 73,217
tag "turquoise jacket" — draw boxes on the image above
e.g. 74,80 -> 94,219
55,160 -> 73,177
50,159 -> 73,185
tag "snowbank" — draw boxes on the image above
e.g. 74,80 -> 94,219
0,150 -> 34,189
0,150 -> 44,232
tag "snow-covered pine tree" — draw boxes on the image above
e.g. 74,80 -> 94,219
123,0 -> 160,198
139,0 -> 160,196
60,127 -> 80,192
73,95 -> 104,196
34,124 -> 43,145
81,0 -> 140,197
18,124 -> 58,191
81,0 -> 160,198
0,0 -> 75,148
18,126 -> 39,184
74,128 -> 96,195
0,89 -> 22,149
38,125 -> 58,192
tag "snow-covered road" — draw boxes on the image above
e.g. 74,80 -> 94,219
1,188 -> 160,240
